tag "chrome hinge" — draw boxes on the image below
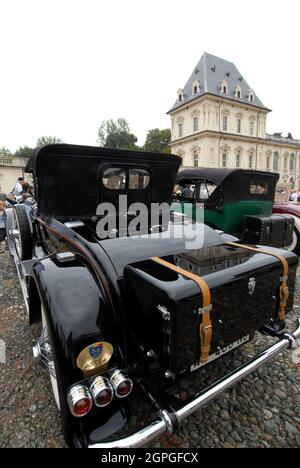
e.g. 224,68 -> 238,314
157,305 -> 171,321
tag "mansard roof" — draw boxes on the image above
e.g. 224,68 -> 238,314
168,52 -> 270,113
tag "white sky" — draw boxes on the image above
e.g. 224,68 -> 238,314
0,0 -> 299,151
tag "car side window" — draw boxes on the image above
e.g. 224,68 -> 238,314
198,181 -> 217,201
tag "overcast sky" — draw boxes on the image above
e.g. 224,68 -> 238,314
0,0 -> 299,151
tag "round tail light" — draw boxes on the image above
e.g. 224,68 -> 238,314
67,384 -> 93,417
110,369 -> 133,399
90,376 -> 114,407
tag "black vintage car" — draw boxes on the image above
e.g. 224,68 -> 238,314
6,144 -> 300,448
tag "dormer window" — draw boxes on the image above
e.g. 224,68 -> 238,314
248,89 -> 255,103
177,88 -> 184,103
220,80 -> 228,95
192,80 -> 200,95
235,85 -> 242,99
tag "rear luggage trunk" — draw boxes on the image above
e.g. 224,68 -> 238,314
124,245 -> 298,375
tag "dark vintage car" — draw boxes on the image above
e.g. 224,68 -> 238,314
5,144 -> 300,448
173,167 -> 296,253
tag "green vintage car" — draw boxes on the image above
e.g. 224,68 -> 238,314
172,168 -> 295,250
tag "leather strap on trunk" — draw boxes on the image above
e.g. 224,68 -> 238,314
151,256 -> 212,364
226,242 -> 289,321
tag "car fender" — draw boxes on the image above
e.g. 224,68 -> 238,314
30,255 -> 116,372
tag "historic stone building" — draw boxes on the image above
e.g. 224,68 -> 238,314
168,52 -> 300,187
0,156 -> 27,194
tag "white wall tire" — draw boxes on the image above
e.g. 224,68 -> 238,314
41,306 -> 61,411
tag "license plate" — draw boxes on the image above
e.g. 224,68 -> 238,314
190,335 -> 250,373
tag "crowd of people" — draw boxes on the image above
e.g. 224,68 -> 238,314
0,177 -> 35,254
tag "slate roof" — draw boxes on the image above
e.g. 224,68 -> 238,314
168,52 -> 270,113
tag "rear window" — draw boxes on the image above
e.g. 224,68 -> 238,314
129,168 -> 150,189
250,181 -> 268,194
102,166 -> 150,190
102,167 -> 126,189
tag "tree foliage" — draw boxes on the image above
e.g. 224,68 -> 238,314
97,118 -> 139,150
36,136 -> 63,147
14,146 -> 33,158
0,147 -> 12,157
143,128 -> 171,154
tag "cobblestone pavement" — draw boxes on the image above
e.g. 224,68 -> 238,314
0,251 -> 299,448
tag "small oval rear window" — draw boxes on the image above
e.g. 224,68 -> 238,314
250,181 -> 268,194
102,167 -> 150,190
102,167 -> 126,190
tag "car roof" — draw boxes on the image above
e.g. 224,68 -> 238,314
176,167 -> 279,185
26,144 -> 182,219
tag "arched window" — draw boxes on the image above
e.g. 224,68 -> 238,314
221,152 -> 227,168
284,153 -> 288,171
193,151 -> 199,167
266,151 -> 271,170
235,148 -> 242,168
178,122 -> 183,138
249,154 -> 253,169
193,116 -> 199,132
290,153 -> 295,171
273,151 -> 279,171
237,118 -> 242,134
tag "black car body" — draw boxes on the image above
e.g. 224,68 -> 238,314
6,144 -> 300,448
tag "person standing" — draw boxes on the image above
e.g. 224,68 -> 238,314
12,177 -> 24,197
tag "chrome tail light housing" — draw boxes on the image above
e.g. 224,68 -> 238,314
67,384 -> 93,417
90,376 -> 114,407
110,369 -> 133,398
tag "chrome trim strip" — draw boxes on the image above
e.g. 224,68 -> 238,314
64,221 -> 85,228
89,319 -> 300,448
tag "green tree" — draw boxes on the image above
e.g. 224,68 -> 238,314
97,118 -> 139,150
14,146 -> 33,158
36,136 -> 63,147
0,147 -> 12,157
143,128 -> 171,154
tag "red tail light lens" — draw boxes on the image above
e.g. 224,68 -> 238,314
110,369 -> 133,399
90,376 -> 114,408
67,385 -> 93,417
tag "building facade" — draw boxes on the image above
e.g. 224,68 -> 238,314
0,156 -> 27,194
168,52 -> 300,188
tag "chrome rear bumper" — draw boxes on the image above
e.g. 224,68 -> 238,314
89,319 -> 300,448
